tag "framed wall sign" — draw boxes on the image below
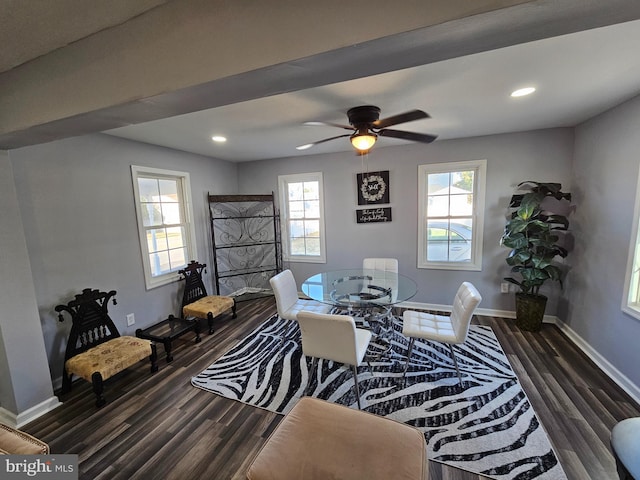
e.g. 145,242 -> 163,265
356,207 -> 392,223
357,170 -> 390,205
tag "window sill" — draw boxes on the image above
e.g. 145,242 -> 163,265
144,272 -> 182,290
622,304 -> 640,322
418,262 -> 481,271
284,256 -> 326,264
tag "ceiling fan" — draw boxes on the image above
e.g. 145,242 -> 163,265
296,105 -> 437,153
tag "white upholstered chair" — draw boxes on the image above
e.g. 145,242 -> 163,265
296,311 -> 372,409
363,257 -> 398,273
269,269 -> 331,347
402,282 -> 482,386
362,258 -> 399,327
270,269 -> 332,320
611,417 -> 640,480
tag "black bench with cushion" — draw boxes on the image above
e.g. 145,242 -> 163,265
56,288 -> 158,407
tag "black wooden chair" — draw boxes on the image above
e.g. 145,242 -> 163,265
180,261 -> 237,334
56,288 -> 158,407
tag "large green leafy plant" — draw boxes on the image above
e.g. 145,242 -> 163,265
500,181 -> 572,295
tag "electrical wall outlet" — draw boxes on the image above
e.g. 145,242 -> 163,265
500,282 -> 510,293
126,313 -> 135,326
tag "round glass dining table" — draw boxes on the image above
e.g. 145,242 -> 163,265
301,269 -> 417,309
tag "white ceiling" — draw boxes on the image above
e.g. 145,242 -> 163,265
103,19 -> 640,162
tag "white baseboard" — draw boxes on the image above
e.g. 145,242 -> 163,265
398,301 -> 640,405
0,396 -> 61,429
553,318 -> 640,405
231,287 -> 271,296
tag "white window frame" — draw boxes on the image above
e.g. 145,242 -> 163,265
622,168 -> 640,320
417,159 -> 486,271
278,172 -> 327,263
131,165 -> 197,290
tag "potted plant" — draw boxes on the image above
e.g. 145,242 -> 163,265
500,181 -> 572,331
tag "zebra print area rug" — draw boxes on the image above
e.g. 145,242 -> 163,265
192,314 -> 567,480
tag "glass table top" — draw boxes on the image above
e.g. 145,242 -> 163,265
301,269 -> 417,308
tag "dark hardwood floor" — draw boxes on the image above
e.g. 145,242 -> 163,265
23,296 -> 639,480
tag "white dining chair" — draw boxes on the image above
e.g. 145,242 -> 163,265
269,270 -> 332,345
363,257 -> 398,273
296,311 -> 372,409
402,282 -> 482,386
362,258 -> 399,328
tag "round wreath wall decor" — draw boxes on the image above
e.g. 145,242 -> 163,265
360,174 -> 387,202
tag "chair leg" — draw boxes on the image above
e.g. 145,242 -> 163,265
447,344 -> 463,386
207,312 -> 215,334
193,321 -> 202,343
277,319 -> 296,350
91,372 -> 106,408
61,370 -> 73,394
403,337 -> 416,377
352,365 -> 362,410
305,357 -> 318,396
231,298 -> 237,319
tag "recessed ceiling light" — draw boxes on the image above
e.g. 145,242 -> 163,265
511,87 -> 536,97
211,135 -> 227,143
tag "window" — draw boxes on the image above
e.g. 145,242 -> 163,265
417,160 -> 486,270
278,172 -> 326,263
622,169 -> 640,320
131,166 -> 197,289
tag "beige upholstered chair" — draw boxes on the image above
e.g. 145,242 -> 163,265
269,270 -> 331,321
402,281 -> 482,386
0,424 -> 49,455
246,397 -> 428,480
296,311 -> 372,409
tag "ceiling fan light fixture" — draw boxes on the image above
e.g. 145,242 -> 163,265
350,131 -> 377,151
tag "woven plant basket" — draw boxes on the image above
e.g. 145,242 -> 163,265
515,293 -> 547,332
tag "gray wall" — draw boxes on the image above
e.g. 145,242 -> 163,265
238,128 -> 574,312
0,151 -> 56,418
9,134 -> 238,385
567,94 -> 640,389
6,110 -> 640,408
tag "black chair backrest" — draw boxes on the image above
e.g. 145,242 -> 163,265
55,288 -> 121,362
179,261 -> 209,310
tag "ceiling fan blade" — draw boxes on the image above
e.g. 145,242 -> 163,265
304,121 -> 354,130
296,134 -> 351,150
378,129 -> 437,143
373,110 -> 430,129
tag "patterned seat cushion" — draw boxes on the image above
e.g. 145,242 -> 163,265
0,423 -> 49,455
65,336 -> 152,382
183,295 -> 234,319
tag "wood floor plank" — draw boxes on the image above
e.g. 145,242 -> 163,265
21,297 -> 640,480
